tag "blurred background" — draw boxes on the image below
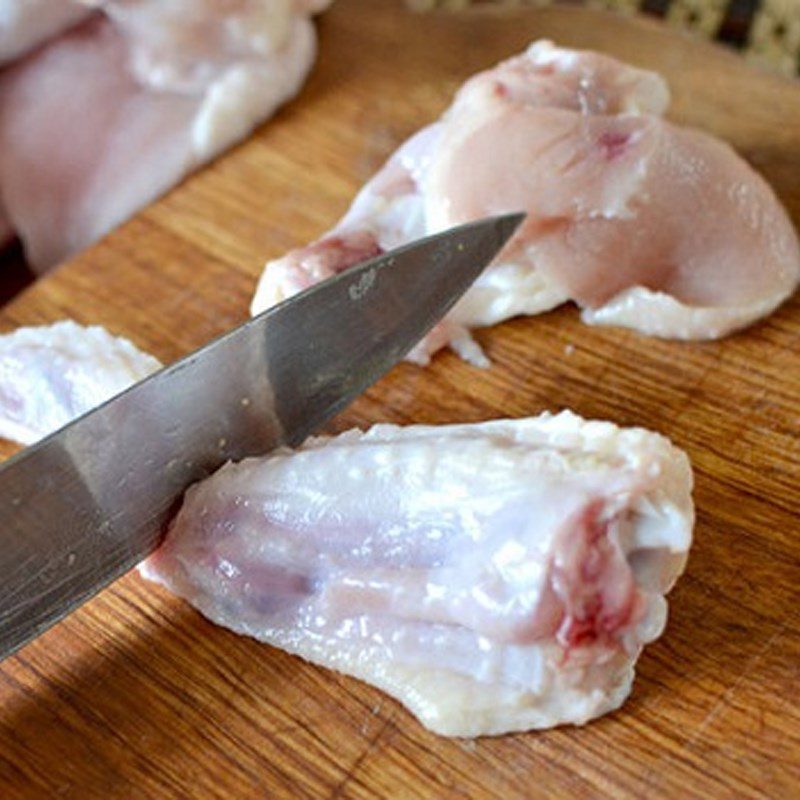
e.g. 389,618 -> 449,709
409,0 -> 800,77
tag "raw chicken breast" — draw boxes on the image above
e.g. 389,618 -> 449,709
252,41 -> 800,365
0,320 -> 160,445
0,0 -> 331,271
0,0 -> 90,64
142,410 -> 694,737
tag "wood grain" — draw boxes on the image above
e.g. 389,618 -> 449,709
1,2 -> 799,797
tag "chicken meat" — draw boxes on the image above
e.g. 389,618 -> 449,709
252,41 -> 800,365
0,0 -> 332,270
0,320 -> 160,445
142,410 -> 694,737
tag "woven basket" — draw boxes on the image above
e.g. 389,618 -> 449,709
408,0 -> 800,77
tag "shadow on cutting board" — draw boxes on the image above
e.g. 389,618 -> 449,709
0,577 -> 405,798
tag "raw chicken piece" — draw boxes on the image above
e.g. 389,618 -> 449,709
142,410 -> 694,737
0,1 -> 90,64
252,41 -> 800,365
0,1 -> 331,271
0,320 -> 161,445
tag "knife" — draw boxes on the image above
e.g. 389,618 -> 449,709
0,213 -> 523,660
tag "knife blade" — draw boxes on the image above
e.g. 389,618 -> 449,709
0,212 -> 523,660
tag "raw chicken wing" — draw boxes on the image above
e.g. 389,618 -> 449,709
142,410 -> 694,737
0,1 -> 331,270
252,41 -> 800,365
0,320 -> 160,445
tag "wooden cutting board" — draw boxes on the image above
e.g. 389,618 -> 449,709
1,2 -> 798,797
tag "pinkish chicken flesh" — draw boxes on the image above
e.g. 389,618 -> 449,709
0,0 -> 331,271
252,41 -> 800,365
0,320 -> 160,445
142,411 -> 694,737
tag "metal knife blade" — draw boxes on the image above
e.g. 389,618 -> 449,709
0,212 -> 523,660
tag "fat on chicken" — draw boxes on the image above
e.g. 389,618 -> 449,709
252,41 -> 800,366
141,410 -> 694,737
0,0 -> 331,270
0,320 -> 160,445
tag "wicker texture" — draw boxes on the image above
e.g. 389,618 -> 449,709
408,0 -> 800,76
